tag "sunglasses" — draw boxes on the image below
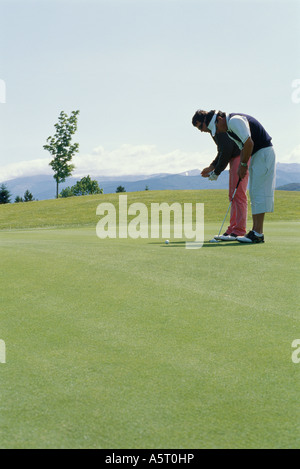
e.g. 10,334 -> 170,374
198,118 -> 206,130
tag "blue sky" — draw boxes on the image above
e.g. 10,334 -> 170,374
0,0 -> 299,180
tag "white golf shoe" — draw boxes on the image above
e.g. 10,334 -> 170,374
236,231 -> 265,244
214,232 -> 238,241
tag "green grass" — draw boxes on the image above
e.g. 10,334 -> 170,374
0,190 -> 299,230
0,191 -> 299,448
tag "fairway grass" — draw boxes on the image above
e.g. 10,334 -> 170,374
0,225 -> 299,448
0,191 -> 299,448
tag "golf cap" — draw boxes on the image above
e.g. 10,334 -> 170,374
207,111 -> 218,137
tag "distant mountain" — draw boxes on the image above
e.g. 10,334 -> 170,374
276,163 -> 300,172
275,163 -> 300,187
276,183 -> 300,191
2,163 -> 300,201
2,171 -> 230,201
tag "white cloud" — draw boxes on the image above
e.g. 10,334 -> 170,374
72,144 -> 210,177
0,158 -> 52,182
281,144 -> 300,164
1,143 -> 299,182
1,144 -> 210,181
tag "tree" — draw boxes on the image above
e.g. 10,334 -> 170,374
116,186 -> 126,193
60,187 -> 74,198
59,176 -> 103,198
44,110 -> 80,198
72,176 -> 103,196
15,190 -> 34,203
24,190 -> 34,202
0,184 -> 11,204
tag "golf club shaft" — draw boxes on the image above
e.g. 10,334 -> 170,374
217,178 -> 241,237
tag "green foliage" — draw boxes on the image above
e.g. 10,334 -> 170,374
116,185 -> 126,193
59,176 -> 103,198
24,190 -> 34,202
59,187 -> 74,198
72,175 -> 103,196
15,190 -> 34,203
0,184 -> 11,204
44,110 -> 80,198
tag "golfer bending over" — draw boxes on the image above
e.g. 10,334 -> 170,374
201,110 -> 276,244
192,110 -> 249,240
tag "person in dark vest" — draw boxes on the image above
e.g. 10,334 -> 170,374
192,110 -> 249,240
193,110 -> 276,243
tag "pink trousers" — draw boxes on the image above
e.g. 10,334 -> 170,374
226,156 -> 249,236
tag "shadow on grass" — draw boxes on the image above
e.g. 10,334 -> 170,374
148,241 -> 248,248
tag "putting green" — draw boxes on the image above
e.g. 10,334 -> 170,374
0,218 -> 299,448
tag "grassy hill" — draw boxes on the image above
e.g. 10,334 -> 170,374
0,190 -> 299,231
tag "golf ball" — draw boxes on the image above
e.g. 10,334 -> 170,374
165,240 -> 170,244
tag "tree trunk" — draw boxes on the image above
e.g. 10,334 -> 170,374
56,180 -> 59,199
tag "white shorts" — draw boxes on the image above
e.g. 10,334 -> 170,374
249,146 -> 276,215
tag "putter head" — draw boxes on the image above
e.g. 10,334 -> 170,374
209,238 -> 221,243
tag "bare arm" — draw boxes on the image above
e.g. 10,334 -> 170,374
241,137 -> 254,163
238,137 -> 254,179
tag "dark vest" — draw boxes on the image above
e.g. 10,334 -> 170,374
228,113 -> 273,155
